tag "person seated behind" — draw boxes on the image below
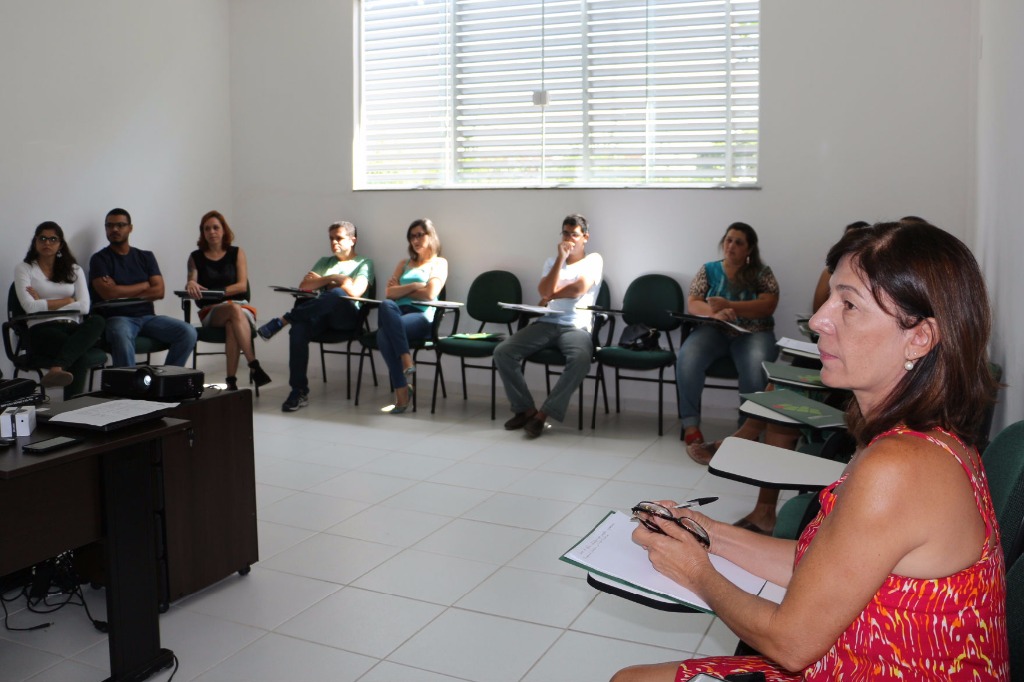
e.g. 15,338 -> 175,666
376,218 -> 447,414
185,210 -> 271,391
719,220 -> 869,535
14,221 -> 106,397
257,221 -> 373,412
493,213 -> 603,438
613,221 -> 1007,681
89,208 -> 197,368
678,222 -> 779,463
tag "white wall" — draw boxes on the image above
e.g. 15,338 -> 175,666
0,0 -> 233,378
229,0 -> 980,400
977,0 -> 1024,433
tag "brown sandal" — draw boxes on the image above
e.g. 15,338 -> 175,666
684,430 -> 719,465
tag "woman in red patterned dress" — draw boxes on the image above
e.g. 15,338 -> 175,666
613,221 -> 1008,681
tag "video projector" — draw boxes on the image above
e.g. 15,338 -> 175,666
101,366 -> 204,401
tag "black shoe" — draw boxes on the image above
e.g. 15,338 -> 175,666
249,360 -> 272,387
225,376 -> 238,391
524,415 -> 547,439
504,411 -> 535,430
282,388 -> 309,412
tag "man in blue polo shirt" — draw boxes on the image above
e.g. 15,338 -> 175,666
89,208 -> 197,367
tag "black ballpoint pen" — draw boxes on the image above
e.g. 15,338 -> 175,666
673,496 -> 718,509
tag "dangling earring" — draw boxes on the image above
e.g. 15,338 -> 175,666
745,256 -> 750,265
56,250 -> 63,259
904,358 -> 916,371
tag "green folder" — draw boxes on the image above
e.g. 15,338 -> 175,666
761,361 -> 826,389
448,332 -> 504,342
740,387 -> 845,429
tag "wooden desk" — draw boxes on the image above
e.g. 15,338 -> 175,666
0,415 -> 190,682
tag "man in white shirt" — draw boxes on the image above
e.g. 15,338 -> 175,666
494,214 -> 603,438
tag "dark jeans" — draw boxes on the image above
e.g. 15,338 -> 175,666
286,290 -> 361,390
29,315 -> 106,398
376,300 -> 431,389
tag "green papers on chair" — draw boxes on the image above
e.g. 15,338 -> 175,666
761,361 -> 826,390
560,510 -> 783,613
739,387 -> 846,429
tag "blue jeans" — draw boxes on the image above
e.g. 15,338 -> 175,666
492,321 -> 592,423
105,315 -> 198,368
286,290 -> 362,391
376,300 -> 431,389
675,326 -> 777,427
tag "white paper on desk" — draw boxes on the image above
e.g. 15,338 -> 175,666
499,302 -> 558,315
776,336 -> 820,358
561,511 -> 781,612
339,295 -> 382,304
48,399 -> 178,428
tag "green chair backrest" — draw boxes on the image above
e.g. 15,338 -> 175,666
466,270 -> 521,325
982,420 -> 1024,565
1007,554 -> 1024,680
8,283 -> 26,319
621,274 -> 684,331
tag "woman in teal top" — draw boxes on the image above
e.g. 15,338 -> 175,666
377,218 -> 448,413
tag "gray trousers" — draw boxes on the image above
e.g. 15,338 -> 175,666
492,321 -> 592,423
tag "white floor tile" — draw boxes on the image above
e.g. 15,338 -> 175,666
24,659 -> 104,682
571,592 -> 713,652
355,451 -> 456,480
276,587 -> 444,659
258,534 -> 400,585
502,469 -> 607,503
306,470 -> 417,503
521,630 -> 686,682
455,567 -> 595,628
351,549 -> 497,605
357,661 -> 465,681
413,518 -> 541,565
506,532 -> 583,578
193,632 -> 376,682
256,520 -> 316,560
0,640 -> 63,682
175,566 -> 340,630
254,459 -> 349,491
257,491 -> 369,531
461,492 -> 577,531
384,481 -> 493,517
388,609 -> 561,682
427,460 -> 529,491
326,506 -> 453,547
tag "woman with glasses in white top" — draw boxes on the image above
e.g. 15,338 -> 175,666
13,221 -> 105,396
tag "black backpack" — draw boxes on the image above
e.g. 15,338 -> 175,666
618,323 -> 660,351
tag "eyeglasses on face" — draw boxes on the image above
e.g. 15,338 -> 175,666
408,231 -> 428,241
105,221 -> 129,229
36,235 -> 60,244
631,501 -> 711,548
330,233 -> 354,243
561,230 -> 584,240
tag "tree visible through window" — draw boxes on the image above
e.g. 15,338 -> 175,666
356,0 -> 759,189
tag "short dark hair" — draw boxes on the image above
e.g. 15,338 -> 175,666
563,214 -> 588,234
197,210 -> 235,250
329,221 -> 357,239
825,221 -> 996,446
106,208 -> 131,225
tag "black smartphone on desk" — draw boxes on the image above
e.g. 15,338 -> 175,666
23,435 -> 81,454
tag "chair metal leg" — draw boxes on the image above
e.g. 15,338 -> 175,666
490,363 -> 497,420
319,343 -> 328,383
460,359 -> 469,400
355,348 -> 368,406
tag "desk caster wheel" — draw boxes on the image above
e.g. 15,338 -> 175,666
238,565 -> 251,576
158,600 -> 169,614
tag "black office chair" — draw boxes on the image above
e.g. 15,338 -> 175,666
4,284 -> 106,397
177,282 -> 262,395
311,279 -> 379,400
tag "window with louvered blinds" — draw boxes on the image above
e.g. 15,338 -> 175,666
356,0 -> 758,189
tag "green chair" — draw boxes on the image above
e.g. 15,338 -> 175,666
1008,554 -> 1024,679
591,274 -> 685,435
430,270 -> 522,418
3,284 -> 106,397
178,282 -> 262,395
311,279 -> 379,400
982,420 -> 1024,567
523,280 -> 613,430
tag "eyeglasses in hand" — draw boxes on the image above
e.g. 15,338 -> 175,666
631,501 -> 711,549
